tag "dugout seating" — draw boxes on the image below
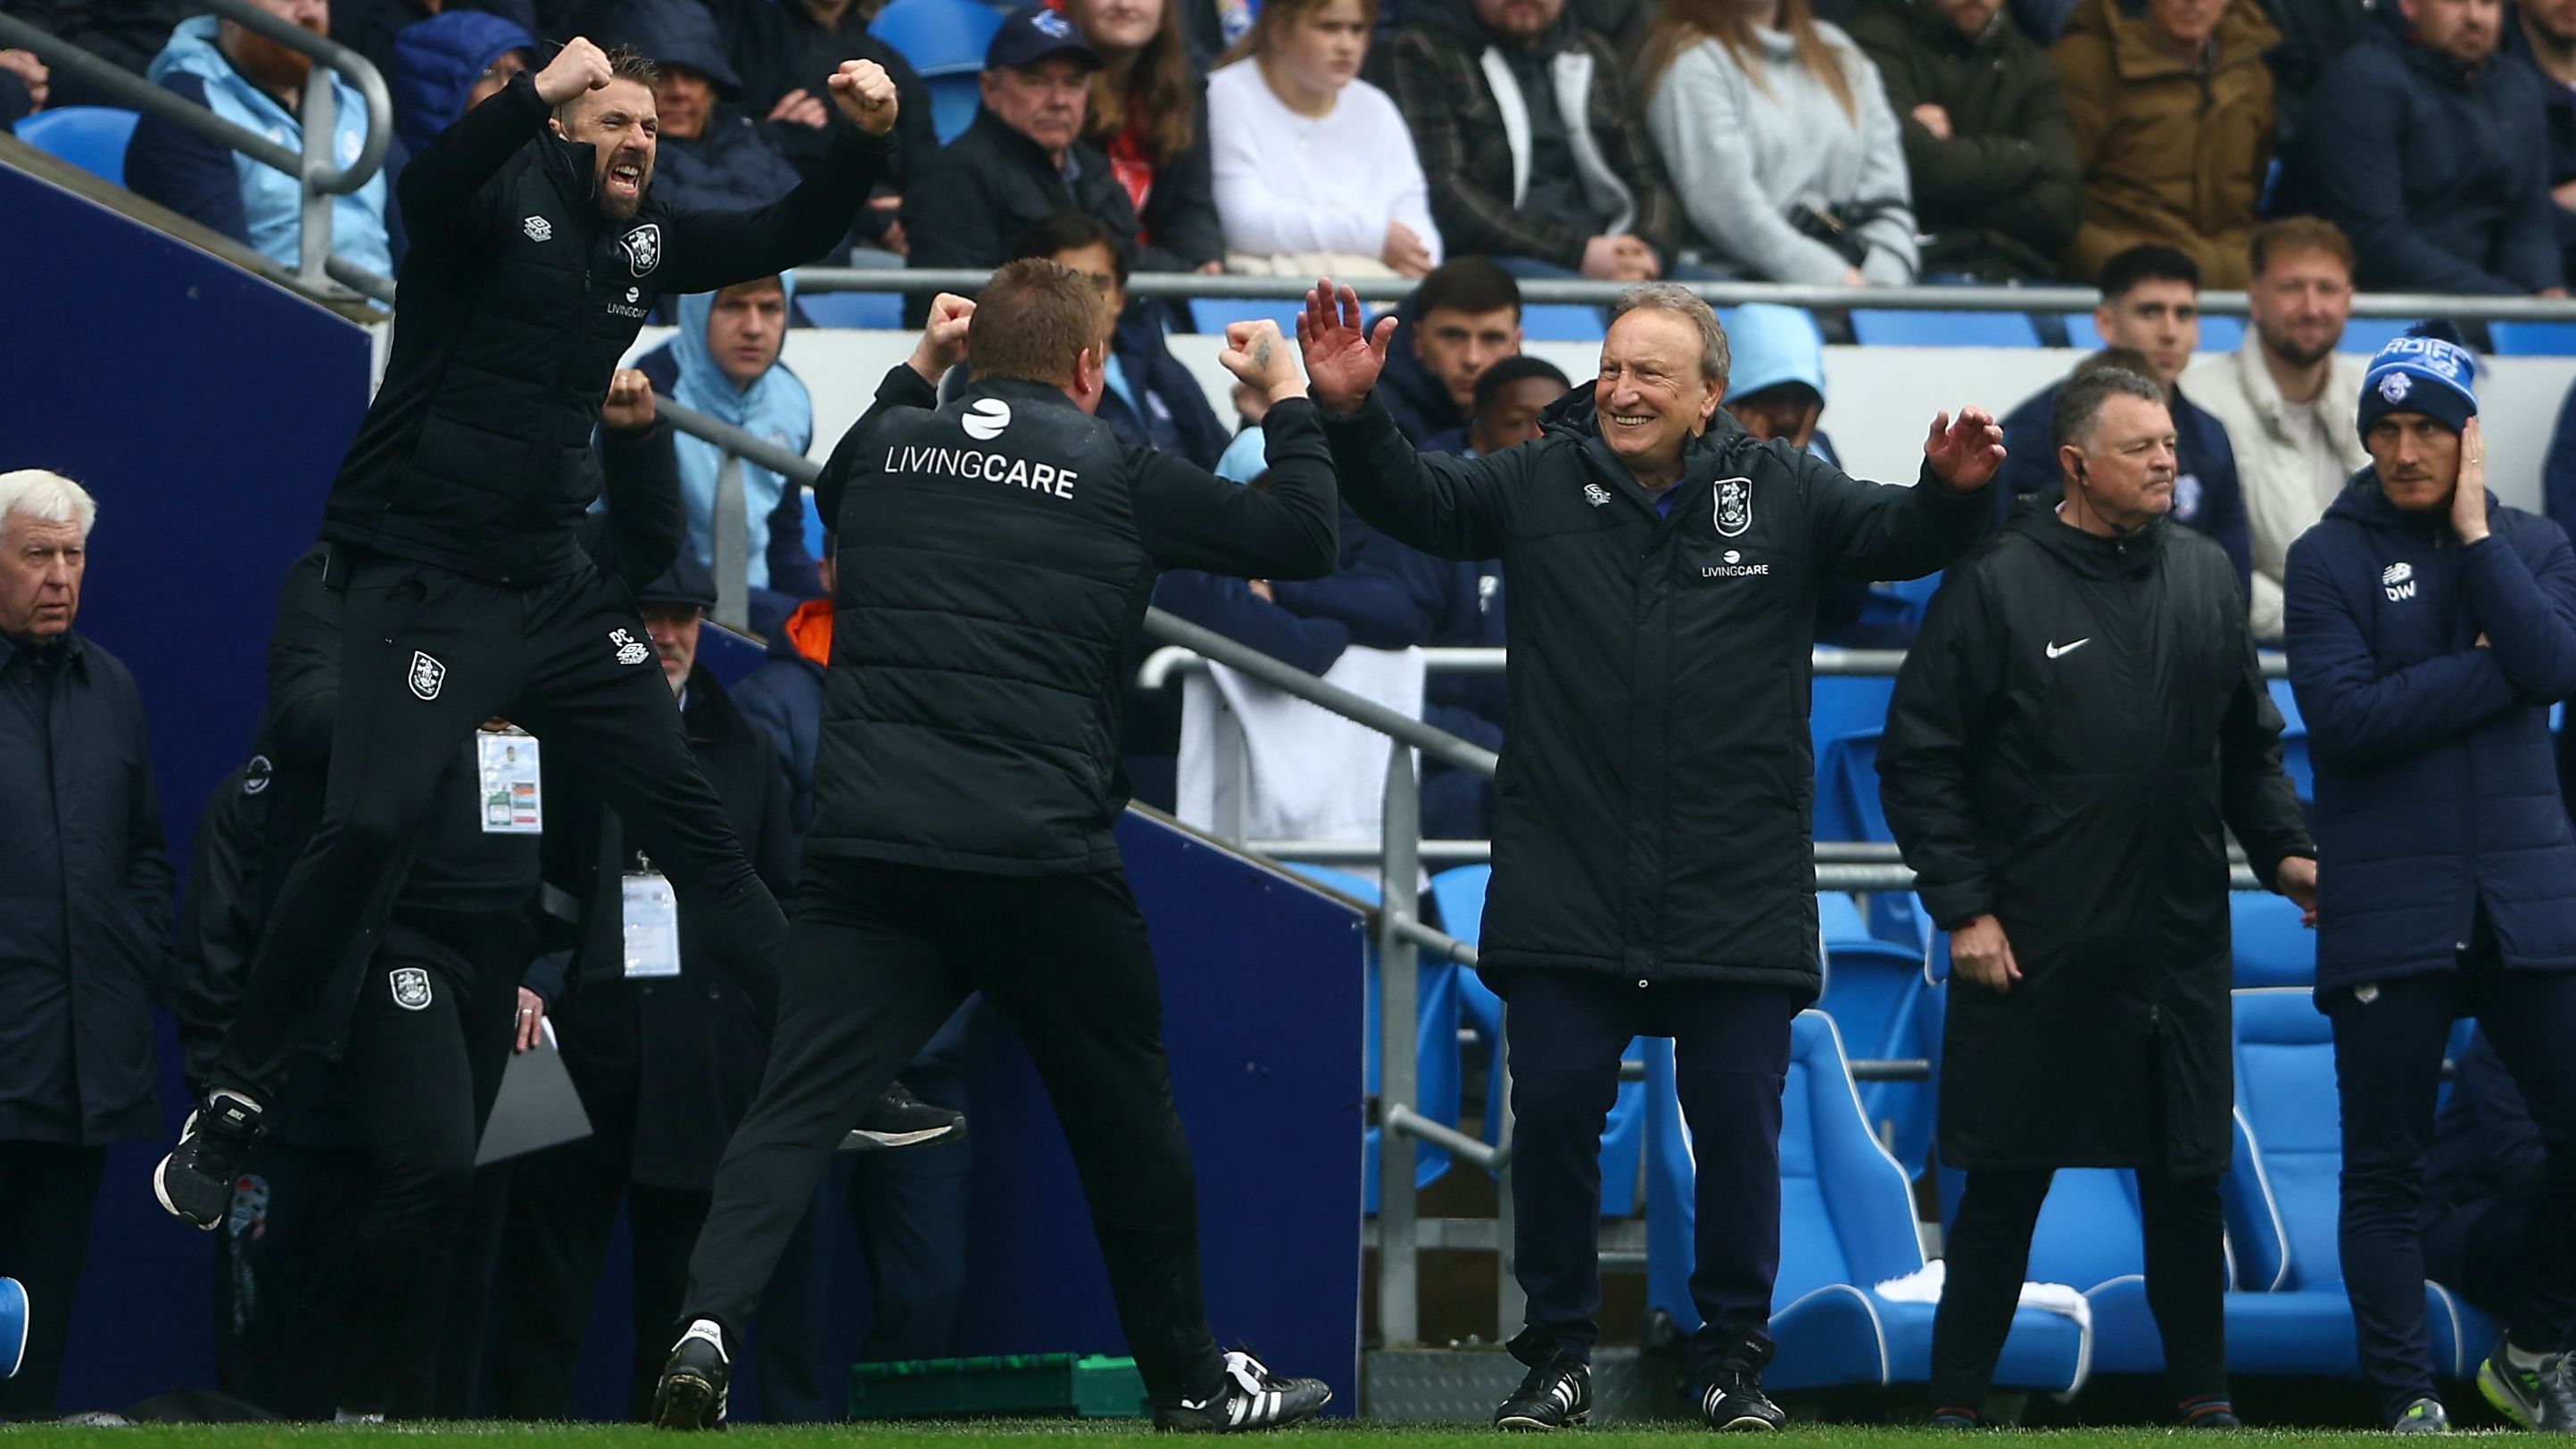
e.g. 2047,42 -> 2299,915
0,1275 -> 24,1380
1817,891 -> 1934,1168
2219,988 -> 2497,1377
1643,1012 -> 2092,1392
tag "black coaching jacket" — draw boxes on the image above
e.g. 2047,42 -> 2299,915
319,70 -> 889,584
1882,499 -> 2311,1175
1321,389 -> 1990,998
807,363 -> 1339,874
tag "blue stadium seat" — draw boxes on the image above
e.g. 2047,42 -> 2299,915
1519,303 -> 1603,342
2488,321 -> 2576,356
1189,298 -> 1310,338
800,486 -> 826,559
1813,729 -> 1889,846
2060,312 -> 2243,353
1644,1015 -> 2091,1391
16,106 -> 141,188
799,291 -> 903,328
869,0 -> 1004,76
2267,678 -> 2312,802
1809,673 -> 1893,766
1817,893 -> 1934,1169
2232,889 -> 2313,988
2337,317 -> 2419,354
1851,310 -> 2040,348
0,1275 -> 23,1381
2221,989 -> 2497,1376
1860,570 -> 1942,629
923,74 -> 982,145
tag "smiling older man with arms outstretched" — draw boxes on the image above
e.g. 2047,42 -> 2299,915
1296,280 -> 2004,1432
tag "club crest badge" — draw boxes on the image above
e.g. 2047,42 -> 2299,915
409,650 -> 446,701
621,223 -> 661,277
2379,371 -> 2412,404
390,966 -> 434,1011
1713,476 -> 1753,538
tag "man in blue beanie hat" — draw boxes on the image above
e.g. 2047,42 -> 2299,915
2283,330 -> 2576,1433
389,10 -> 535,159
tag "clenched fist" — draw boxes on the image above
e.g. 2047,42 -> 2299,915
534,37 -> 614,106
601,368 -> 656,430
827,59 -> 899,135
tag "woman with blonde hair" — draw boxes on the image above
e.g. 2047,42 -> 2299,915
1639,0 -> 1918,286
1207,0 -> 1443,277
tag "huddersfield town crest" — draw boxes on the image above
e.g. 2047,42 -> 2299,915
389,966 -> 434,1011
409,650 -> 446,701
621,223 -> 661,277
1713,476 -> 1752,537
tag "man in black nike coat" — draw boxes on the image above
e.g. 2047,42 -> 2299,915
1296,280 -> 2004,1432
155,37 -> 904,1235
1881,366 -> 2315,1428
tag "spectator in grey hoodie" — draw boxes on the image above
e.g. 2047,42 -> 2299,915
1640,0 -> 1918,286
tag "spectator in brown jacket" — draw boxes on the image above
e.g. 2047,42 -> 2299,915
2051,0 -> 2278,287
1377,0 -> 1682,278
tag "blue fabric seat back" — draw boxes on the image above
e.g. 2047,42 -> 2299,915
2337,318 -> 2420,354
870,0 -> 1005,75
1851,310 -> 2039,348
2232,889 -> 2315,988
2063,313 -> 2244,352
2489,321 -> 2576,356
1519,303 -> 1603,342
0,1274 -> 24,1379
1814,729 -> 1890,845
799,292 -> 903,328
2024,1169 -> 2149,1291
16,106 -> 140,187
1810,674 -> 1893,761
2229,987 -> 2340,1289
1189,298 -> 1313,337
1817,891 -> 1931,1165
924,74 -> 982,144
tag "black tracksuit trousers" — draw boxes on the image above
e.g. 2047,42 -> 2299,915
681,858 -> 1226,1407
211,552 -> 783,1103
1930,1166 -> 2228,1412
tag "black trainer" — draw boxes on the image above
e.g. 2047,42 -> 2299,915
153,1090 -> 263,1230
2479,1341 -> 2576,1431
2179,1395 -> 2242,1428
650,1320 -> 731,1431
1494,1352 -> 1590,1431
1154,1349 -> 1332,1432
1701,1363 -> 1785,1432
841,1080 -> 966,1151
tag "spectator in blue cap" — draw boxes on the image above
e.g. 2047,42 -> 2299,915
2283,328 -> 2576,1434
594,0 -> 811,219
387,9 -> 534,158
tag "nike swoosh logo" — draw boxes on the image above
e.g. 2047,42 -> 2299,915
2045,638 -> 2091,659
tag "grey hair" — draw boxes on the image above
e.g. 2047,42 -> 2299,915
0,470 -> 97,540
2050,366 -> 2166,454
1607,283 -> 1730,387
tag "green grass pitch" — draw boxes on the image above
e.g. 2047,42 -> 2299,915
0,1426 -> 2456,1445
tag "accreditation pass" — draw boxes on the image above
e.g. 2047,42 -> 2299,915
478,727 -> 543,833
623,866 -> 683,979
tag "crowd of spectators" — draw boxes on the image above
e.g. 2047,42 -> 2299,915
17,0 -> 2576,295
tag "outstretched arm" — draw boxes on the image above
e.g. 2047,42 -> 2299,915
397,42 -> 616,253
658,60 -> 900,294
1810,407 -> 2002,580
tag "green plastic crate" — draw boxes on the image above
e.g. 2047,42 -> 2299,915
848,1352 -> 1150,1420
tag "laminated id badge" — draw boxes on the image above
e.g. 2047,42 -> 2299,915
478,729 -> 543,833
622,872 -> 683,979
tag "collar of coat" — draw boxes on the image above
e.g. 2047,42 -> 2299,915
0,628 -> 81,674
1536,378 -> 1747,501
2075,0 -> 2279,80
2004,487 -> 2170,575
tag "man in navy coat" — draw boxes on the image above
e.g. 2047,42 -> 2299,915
2283,333 -> 2576,1432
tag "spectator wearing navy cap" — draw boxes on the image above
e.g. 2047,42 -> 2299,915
387,9 -> 533,159
2283,332 -> 2576,1433
903,4 -> 1174,321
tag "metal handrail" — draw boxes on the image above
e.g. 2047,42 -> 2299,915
1144,642 -> 2298,685
2,2 -> 392,289
793,265 -> 2576,322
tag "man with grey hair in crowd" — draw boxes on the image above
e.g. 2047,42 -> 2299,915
0,469 -> 174,1415
1880,368 -> 2315,1428
1296,279 -> 2005,1432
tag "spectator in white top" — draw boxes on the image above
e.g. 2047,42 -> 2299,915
1207,0 -> 1443,277
1640,0 -> 1918,286
2181,218 -> 2370,643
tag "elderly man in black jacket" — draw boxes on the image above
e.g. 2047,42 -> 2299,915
155,36 -> 903,1233
1296,281 -> 2003,1432
0,468 -> 173,1418
1881,367 -> 2316,1430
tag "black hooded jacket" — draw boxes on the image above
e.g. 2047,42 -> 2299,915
807,363 -> 1339,874
1882,501 -> 2311,1174
1320,385 -> 1990,997
319,70 -> 888,583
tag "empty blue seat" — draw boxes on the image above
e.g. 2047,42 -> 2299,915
1519,303 -> 1603,342
2488,321 -> 2576,356
2059,311 -> 2243,353
1851,310 -> 2040,348
17,105 -> 141,188
798,291 -> 903,328
0,1275 -> 23,1380
2221,988 -> 2497,1377
1813,728 -> 1889,846
2232,889 -> 2313,988
1189,298 -> 1309,338
870,0 -> 1004,75
1817,893 -> 1934,1168
1644,1015 -> 2091,1391
1810,673 -> 1893,764
2337,317 -> 2420,354
923,74 -> 983,145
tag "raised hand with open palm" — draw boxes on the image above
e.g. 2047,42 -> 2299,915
1296,278 -> 1399,416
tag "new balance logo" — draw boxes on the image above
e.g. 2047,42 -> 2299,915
2383,561 -> 2417,602
2045,638 -> 2091,659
